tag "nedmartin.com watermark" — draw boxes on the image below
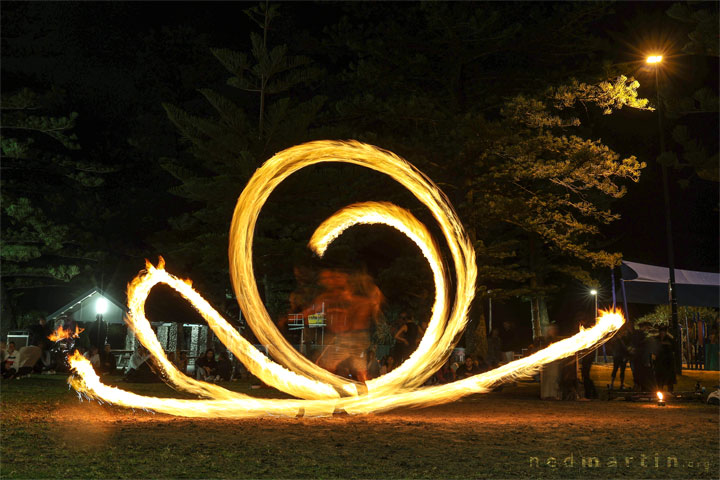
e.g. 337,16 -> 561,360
529,453 -> 712,472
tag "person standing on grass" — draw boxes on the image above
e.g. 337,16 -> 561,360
499,320 -> 518,364
99,344 -> 117,375
610,327 -> 629,390
393,312 -> 419,363
653,325 -> 677,392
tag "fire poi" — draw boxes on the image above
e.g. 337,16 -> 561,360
59,140 -> 625,418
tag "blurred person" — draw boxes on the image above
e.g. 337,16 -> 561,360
653,325 -> 677,392
366,349 -> 381,379
216,351 -> 233,381
174,351 -> 189,375
486,329 -> 502,367
435,360 -> 454,384
196,349 -> 217,381
577,317 -> 597,399
310,270 -> 382,382
84,346 -> 101,370
379,355 -> 396,375
393,312 -> 419,364
609,328 -> 629,390
628,322 -> 656,391
499,320 -> 517,363
9,341 -> 43,379
98,344 -> 117,375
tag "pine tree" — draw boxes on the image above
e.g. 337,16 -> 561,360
1,88 -> 110,330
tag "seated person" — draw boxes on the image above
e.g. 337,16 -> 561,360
216,351 -> 233,381
123,346 -> 160,383
2,342 -> 19,377
454,356 -> 479,379
195,349 -> 217,381
98,344 -> 117,375
84,346 -> 101,370
174,351 -> 189,375
10,343 -> 43,379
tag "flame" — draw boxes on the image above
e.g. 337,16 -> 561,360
657,392 -> 664,401
49,324 -> 84,342
64,140 -> 625,418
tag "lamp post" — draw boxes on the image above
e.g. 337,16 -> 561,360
96,296 -> 108,348
647,54 -> 681,373
590,289 -> 599,362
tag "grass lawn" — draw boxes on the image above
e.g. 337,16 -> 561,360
1,365 -> 718,479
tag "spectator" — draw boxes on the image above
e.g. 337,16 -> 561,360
455,356 -> 479,379
366,349 -> 381,379
196,349 -> 217,381
628,322 -> 656,391
84,346 -> 101,370
435,360 -> 454,384
98,344 -> 117,375
2,342 -> 19,377
10,342 -> 43,379
379,355 -> 396,375
498,320 -> 517,363
174,351 -> 189,375
393,312 -> 419,363
216,351 -> 233,381
487,329 -> 502,367
123,346 -> 159,383
653,325 -> 677,392
610,329 -> 629,390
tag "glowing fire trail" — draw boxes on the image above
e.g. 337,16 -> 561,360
61,140 -> 625,418
67,310 -> 623,417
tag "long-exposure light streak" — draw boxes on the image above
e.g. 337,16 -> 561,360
63,140 -> 625,418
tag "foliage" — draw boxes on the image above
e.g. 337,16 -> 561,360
0,89 -> 110,311
635,304 -> 718,327
156,3 -> 327,310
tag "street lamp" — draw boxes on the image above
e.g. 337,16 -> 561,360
646,53 -> 681,372
590,288 -> 600,362
96,296 -> 108,347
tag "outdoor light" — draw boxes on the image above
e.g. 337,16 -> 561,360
96,297 -> 108,315
657,391 -> 665,407
590,289 -> 597,296
646,55 -> 663,64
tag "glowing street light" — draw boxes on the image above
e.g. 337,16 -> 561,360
96,297 -> 108,315
95,296 -> 108,347
646,51 -> 681,372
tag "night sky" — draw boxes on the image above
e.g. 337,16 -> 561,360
2,2 -> 717,336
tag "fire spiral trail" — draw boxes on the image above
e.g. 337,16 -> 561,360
66,140 -> 624,418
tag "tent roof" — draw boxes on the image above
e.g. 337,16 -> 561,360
621,261 -> 719,308
47,287 -> 128,321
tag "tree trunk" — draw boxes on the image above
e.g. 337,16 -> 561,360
472,306 -> 488,359
0,282 -> 17,337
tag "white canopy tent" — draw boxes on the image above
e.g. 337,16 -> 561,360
620,261 -> 720,308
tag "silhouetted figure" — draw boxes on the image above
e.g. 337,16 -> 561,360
98,344 -> 117,375
393,313 -> 419,363
610,330 -> 629,390
499,320 -> 517,363
216,351 -> 233,381
654,326 -> 677,392
196,349 -> 217,381
628,322 -> 656,392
